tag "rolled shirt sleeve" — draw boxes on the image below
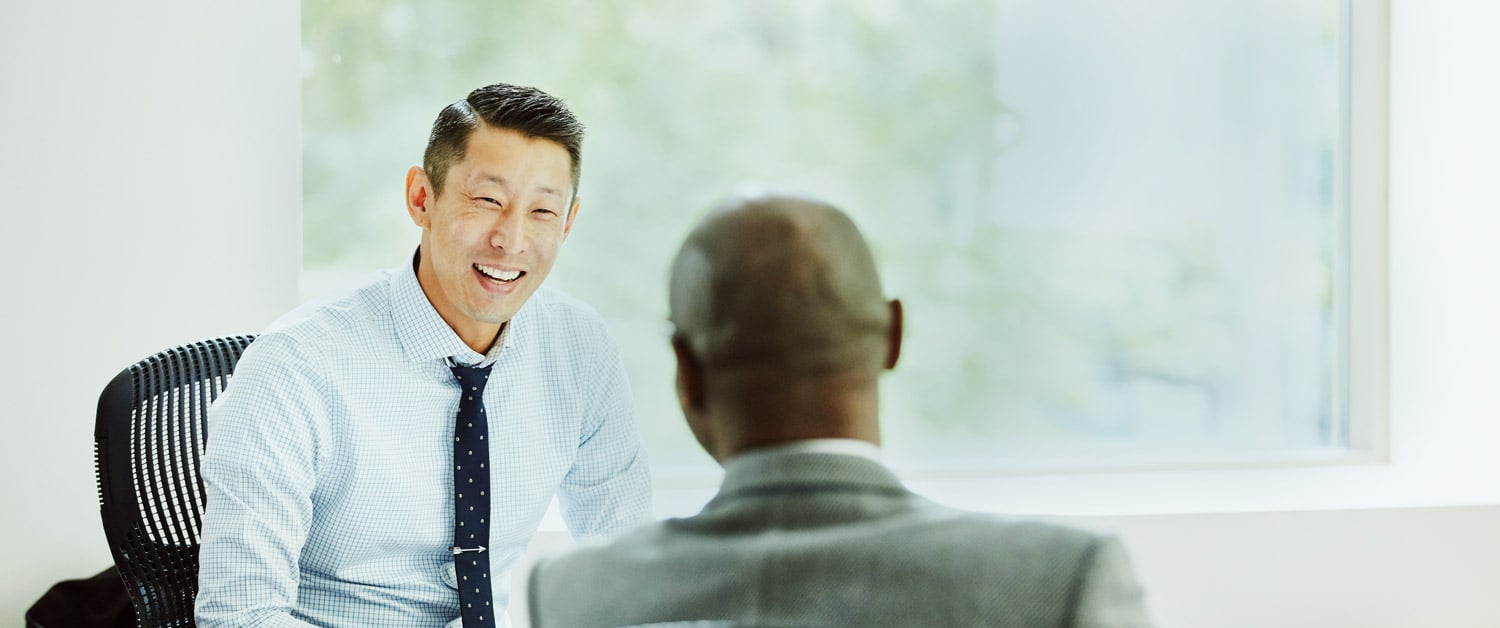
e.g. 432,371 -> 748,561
557,316 -> 653,539
196,333 -> 327,627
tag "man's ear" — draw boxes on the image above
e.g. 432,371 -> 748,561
884,299 -> 903,371
562,194 -> 582,240
406,166 -> 434,228
671,335 -> 706,412
673,334 -> 722,461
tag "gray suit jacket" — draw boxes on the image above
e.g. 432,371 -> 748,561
529,452 -> 1151,628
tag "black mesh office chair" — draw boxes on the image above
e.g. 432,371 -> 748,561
94,336 -> 256,627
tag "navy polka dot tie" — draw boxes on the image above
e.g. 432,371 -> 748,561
450,364 -> 494,626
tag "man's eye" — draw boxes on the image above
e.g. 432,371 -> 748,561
478,197 -> 501,206
533,208 -> 558,216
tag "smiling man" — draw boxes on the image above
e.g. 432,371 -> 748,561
195,83 -> 652,628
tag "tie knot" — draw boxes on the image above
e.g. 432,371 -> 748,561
449,364 -> 493,391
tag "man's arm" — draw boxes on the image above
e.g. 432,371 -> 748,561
1071,536 -> 1155,628
556,325 -> 653,538
195,333 -> 325,627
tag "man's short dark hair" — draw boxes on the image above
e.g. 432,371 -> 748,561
423,83 -> 585,197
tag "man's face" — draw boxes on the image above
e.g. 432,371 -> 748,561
407,125 -> 580,348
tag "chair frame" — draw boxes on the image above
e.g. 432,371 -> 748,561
94,335 -> 256,627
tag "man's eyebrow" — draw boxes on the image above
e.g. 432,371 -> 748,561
475,174 -> 511,191
475,175 -> 562,199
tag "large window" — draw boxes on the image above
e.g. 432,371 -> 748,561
303,0 -> 1381,479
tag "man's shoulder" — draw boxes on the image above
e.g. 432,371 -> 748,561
248,269 -> 397,362
541,497 -> 1110,566
624,493 -> 1110,574
528,502 -> 1124,626
516,286 -> 616,348
884,496 -> 1110,558
930,505 -> 1111,546
266,270 -> 395,340
523,286 -> 607,324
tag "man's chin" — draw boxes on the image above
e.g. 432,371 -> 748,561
461,283 -> 540,325
463,311 -> 516,327
459,301 -> 522,327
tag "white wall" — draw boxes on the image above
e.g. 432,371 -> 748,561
0,0 -> 300,620
1102,506 -> 1500,628
3,0 -> 1499,626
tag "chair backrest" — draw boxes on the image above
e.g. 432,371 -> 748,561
94,335 -> 256,627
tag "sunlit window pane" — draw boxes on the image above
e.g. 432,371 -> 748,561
302,0 -> 1349,476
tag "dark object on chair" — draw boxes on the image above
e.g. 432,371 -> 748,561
25,566 -> 134,627
94,336 -> 256,627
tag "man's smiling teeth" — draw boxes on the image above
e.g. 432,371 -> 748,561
475,264 -> 522,282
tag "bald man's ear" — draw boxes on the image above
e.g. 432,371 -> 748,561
671,336 -> 706,411
884,299 -> 903,371
673,335 -> 723,462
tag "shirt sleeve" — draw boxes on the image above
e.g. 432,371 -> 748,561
195,333 -> 326,628
556,322 -> 654,538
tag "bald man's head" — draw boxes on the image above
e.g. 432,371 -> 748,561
669,192 -> 893,376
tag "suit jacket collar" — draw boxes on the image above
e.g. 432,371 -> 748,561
709,451 -> 910,506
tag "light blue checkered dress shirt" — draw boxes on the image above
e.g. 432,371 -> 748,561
196,254 -> 653,627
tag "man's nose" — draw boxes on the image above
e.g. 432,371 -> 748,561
488,211 -> 526,253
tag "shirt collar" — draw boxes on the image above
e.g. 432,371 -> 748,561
392,249 -> 522,366
722,438 -> 883,476
449,324 -> 509,367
